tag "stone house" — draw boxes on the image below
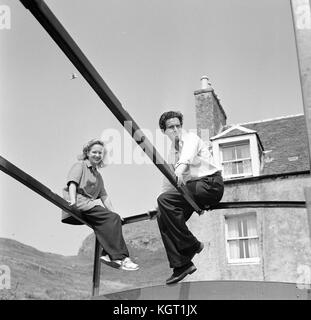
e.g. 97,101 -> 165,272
188,77 -> 311,284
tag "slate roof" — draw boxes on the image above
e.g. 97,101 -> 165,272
218,115 -> 310,175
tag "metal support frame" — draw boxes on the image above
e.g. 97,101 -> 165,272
0,156 -> 90,227
2,0 -> 309,297
0,154 -> 307,296
92,238 -> 102,297
18,0 -> 202,215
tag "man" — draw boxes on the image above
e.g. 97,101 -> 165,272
157,111 -> 224,284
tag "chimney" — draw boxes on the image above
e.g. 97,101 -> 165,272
194,76 -> 227,141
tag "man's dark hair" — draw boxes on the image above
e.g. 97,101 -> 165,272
159,111 -> 183,131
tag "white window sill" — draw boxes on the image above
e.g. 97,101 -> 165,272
227,258 -> 260,265
223,174 -> 253,179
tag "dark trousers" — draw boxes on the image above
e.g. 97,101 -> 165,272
82,205 -> 129,260
157,172 -> 224,268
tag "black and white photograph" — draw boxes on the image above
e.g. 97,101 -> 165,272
0,0 -> 311,306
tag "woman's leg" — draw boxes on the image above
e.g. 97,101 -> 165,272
82,205 -> 129,260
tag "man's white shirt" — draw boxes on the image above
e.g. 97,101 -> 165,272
162,130 -> 221,193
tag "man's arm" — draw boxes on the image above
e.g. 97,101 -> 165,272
174,133 -> 200,186
174,163 -> 188,186
176,132 -> 199,166
101,195 -> 124,220
161,176 -> 175,193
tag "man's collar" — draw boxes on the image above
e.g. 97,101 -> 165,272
179,128 -> 188,141
170,129 -> 187,150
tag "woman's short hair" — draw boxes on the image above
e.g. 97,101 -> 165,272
78,139 -> 107,168
159,111 -> 183,131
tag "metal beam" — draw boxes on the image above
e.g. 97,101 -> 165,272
0,155 -> 91,227
208,201 -> 306,210
18,0 -> 202,214
121,201 -> 306,226
92,238 -> 102,297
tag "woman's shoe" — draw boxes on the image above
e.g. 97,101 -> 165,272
100,255 -> 121,269
120,257 -> 139,271
100,255 -> 139,271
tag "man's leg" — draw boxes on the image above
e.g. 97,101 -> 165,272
186,174 -> 224,208
157,190 -> 201,269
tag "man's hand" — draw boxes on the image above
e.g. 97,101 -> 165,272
67,200 -> 76,207
174,164 -> 187,187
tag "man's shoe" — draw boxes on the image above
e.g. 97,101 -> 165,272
166,263 -> 197,285
189,242 -> 204,261
196,242 -> 204,254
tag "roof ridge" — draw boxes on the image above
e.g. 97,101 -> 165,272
232,113 -> 304,126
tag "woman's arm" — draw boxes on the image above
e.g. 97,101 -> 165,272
68,182 -> 77,206
100,195 -> 124,221
100,195 -> 114,211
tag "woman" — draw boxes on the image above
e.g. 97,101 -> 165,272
63,139 -> 139,271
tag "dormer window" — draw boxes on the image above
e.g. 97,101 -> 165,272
221,141 -> 252,178
211,125 -> 263,180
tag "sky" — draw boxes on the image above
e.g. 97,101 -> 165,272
0,0 -> 304,256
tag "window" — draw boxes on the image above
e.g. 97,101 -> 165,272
225,213 -> 260,264
220,142 -> 252,178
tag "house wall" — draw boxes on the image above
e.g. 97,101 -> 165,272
187,173 -> 311,284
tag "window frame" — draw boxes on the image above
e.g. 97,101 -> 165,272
212,133 -> 262,180
220,141 -> 253,178
224,213 -> 260,265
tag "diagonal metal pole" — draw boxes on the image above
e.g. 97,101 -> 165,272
0,155 -> 91,227
19,0 -> 203,215
0,155 -> 100,296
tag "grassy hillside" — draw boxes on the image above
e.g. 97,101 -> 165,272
0,220 -> 170,300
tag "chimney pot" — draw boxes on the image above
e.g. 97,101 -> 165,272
200,75 -> 212,90
195,76 -> 226,139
